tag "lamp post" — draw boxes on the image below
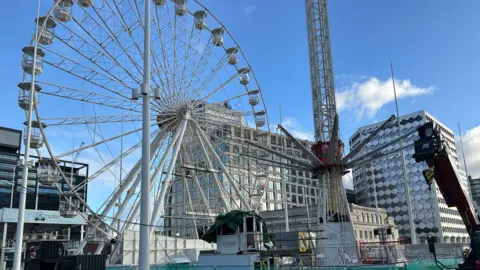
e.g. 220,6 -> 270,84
138,0 -> 151,269
12,0 -> 42,268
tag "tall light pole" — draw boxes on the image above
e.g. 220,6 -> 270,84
139,0 -> 151,269
390,60 -> 416,244
12,1 -> 42,269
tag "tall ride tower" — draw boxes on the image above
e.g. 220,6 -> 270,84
305,0 -> 357,265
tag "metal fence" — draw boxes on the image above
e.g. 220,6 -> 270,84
404,243 -> 463,261
106,264 -> 406,270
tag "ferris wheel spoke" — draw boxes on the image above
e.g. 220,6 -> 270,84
191,73 -> 238,108
90,2 -> 144,73
179,14 -> 203,95
53,30 -> 138,90
37,81 -> 142,112
197,90 -> 252,108
173,13 -> 190,99
41,48 -> 132,98
73,130 -> 157,193
106,0 -> 153,80
41,114 -> 145,126
153,5 -> 175,96
189,52 -> 229,101
71,8 -> 143,79
55,123 -> 153,159
185,38 -> 215,96
54,19 -> 141,89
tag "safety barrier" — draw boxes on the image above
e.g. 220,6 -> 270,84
106,259 -> 467,270
106,263 -> 407,270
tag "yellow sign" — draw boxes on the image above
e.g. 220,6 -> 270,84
423,168 -> 434,185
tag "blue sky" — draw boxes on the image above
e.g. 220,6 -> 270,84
1,1 -> 479,208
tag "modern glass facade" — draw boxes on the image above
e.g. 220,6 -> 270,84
349,110 -> 469,244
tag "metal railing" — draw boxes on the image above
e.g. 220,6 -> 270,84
106,263 -> 407,270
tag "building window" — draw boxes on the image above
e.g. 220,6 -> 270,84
268,181 -> 274,189
360,231 -> 363,238
275,182 -> 281,190
362,213 -> 365,222
369,231 -> 373,239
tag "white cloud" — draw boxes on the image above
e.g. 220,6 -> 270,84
336,76 -> 434,118
276,116 -> 314,141
457,125 -> 480,179
243,4 -> 256,15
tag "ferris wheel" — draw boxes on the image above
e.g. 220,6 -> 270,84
19,0 -> 271,259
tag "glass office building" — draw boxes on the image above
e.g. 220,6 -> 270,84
349,111 -> 469,244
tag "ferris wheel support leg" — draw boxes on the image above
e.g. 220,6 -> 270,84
123,125 -> 184,232
12,2 -> 41,270
113,131 -> 168,224
180,171 -> 199,239
190,169 -> 214,220
74,136 -> 160,256
191,120 -> 251,211
149,118 -> 188,236
194,128 -> 230,212
118,150 -> 170,232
